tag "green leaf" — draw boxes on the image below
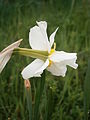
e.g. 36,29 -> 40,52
33,71 -> 45,120
84,58 -> 90,120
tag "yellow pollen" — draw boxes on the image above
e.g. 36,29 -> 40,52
48,42 -> 56,67
49,42 -> 56,55
54,42 -> 56,50
48,60 -> 52,67
49,49 -> 55,55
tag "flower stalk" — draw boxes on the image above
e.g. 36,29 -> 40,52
24,80 -> 32,120
14,48 -> 48,61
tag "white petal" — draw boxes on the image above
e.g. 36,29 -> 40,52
0,39 -> 22,73
36,21 -> 51,52
21,59 -> 49,79
65,58 -> 78,69
36,21 -> 47,31
49,51 -> 78,69
47,62 -> 67,77
49,27 -> 59,47
35,59 -> 49,74
29,21 -> 51,52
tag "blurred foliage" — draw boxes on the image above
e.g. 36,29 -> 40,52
0,0 -> 90,120
84,59 -> 90,120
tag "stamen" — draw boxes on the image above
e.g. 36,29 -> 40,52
49,42 -> 56,55
48,42 -> 56,67
48,60 -> 52,67
49,49 -> 55,55
54,42 -> 56,50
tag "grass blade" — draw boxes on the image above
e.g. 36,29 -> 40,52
84,58 -> 90,120
33,71 -> 45,120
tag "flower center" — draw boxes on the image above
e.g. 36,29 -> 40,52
48,60 -> 52,67
49,49 -> 55,55
48,49 -> 54,67
49,42 -> 56,55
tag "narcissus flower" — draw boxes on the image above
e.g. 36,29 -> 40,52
21,21 -> 78,79
0,39 -> 22,73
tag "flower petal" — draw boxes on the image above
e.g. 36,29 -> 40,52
36,21 -> 47,32
47,62 -> 67,77
49,51 -> 78,69
29,21 -> 51,52
49,27 -> 59,47
35,59 -> 49,74
21,59 -> 49,79
36,21 -> 51,52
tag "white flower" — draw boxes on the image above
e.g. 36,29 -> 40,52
21,21 -> 78,79
0,39 -> 22,73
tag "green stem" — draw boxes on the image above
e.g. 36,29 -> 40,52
14,48 -> 48,55
25,87 -> 32,120
14,48 -> 48,61
33,71 -> 45,120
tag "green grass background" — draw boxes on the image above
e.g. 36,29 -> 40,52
0,0 -> 90,120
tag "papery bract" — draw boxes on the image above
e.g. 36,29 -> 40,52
0,39 -> 22,73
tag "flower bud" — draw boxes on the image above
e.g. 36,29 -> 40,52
24,79 -> 31,89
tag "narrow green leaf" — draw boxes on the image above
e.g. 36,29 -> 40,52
84,58 -> 90,120
33,71 -> 45,120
